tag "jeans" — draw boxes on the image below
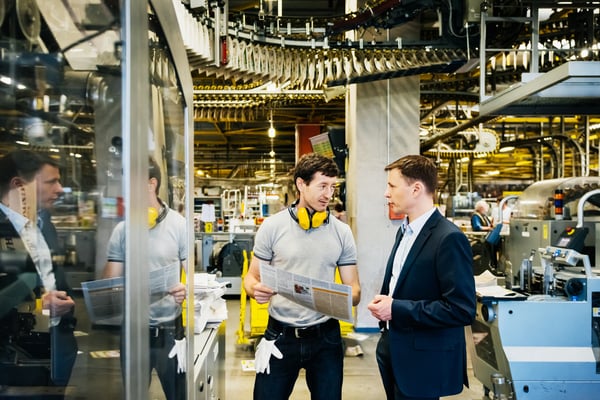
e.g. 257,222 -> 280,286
149,327 -> 186,400
253,318 -> 344,400
119,324 -> 186,400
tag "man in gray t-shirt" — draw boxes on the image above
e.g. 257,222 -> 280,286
244,153 -> 361,400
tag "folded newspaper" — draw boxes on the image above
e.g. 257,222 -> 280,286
259,262 -> 353,323
81,262 -> 180,325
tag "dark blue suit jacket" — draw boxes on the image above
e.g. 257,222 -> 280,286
0,209 -> 77,386
380,209 -> 476,398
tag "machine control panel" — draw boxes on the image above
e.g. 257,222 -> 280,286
553,226 -> 589,252
541,246 -> 583,267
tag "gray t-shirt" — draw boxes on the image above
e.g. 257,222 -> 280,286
253,207 -> 357,326
106,208 -> 187,325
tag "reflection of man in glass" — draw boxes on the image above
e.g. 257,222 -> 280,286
102,157 -> 187,400
36,154 -> 67,260
0,150 -> 77,392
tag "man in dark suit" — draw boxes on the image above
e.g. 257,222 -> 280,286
0,150 -> 77,391
368,155 -> 476,400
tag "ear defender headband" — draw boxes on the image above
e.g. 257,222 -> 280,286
148,200 -> 168,229
288,200 -> 329,230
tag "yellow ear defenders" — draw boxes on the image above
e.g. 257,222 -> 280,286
288,201 -> 329,230
296,207 -> 328,230
148,202 -> 168,229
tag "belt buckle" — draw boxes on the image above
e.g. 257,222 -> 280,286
294,325 -> 318,338
150,326 -> 160,337
294,327 -> 304,339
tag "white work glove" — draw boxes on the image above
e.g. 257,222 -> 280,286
254,338 -> 283,374
168,337 -> 187,373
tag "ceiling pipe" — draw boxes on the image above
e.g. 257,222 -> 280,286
500,137 -> 565,180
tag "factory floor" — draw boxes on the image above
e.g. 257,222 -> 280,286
221,298 -> 489,400
61,295 -> 488,399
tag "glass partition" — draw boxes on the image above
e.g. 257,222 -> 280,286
0,1 -> 193,398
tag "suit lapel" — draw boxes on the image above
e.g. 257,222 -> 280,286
392,210 -> 442,294
380,226 -> 404,295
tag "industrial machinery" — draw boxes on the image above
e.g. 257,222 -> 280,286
503,177 -> 600,286
468,188 -> 600,399
196,232 -> 255,295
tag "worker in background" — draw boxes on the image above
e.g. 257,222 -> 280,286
244,153 -> 361,400
102,157 -> 187,400
471,200 -> 493,232
331,200 -> 348,223
0,150 -> 77,393
368,155 -> 476,400
471,199 -> 499,270
500,198 -> 513,224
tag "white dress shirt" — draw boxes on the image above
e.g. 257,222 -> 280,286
388,207 -> 437,294
0,203 -> 58,325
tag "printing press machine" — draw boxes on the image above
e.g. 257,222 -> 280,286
468,185 -> 600,399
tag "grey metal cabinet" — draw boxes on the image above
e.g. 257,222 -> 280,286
194,325 -> 225,400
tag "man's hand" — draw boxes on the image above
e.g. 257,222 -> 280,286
42,290 -> 75,317
252,282 -> 276,304
169,283 -> 187,304
367,294 -> 393,321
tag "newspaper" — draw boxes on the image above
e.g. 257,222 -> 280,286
81,262 -> 180,325
149,262 -> 180,301
259,262 -> 353,323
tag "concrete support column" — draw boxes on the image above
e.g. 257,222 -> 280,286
346,77 -> 420,329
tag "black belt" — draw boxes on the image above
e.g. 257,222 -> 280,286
268,317 -> 338,339
149,324 -> 176,338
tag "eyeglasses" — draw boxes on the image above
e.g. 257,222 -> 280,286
315,184 -> 336,193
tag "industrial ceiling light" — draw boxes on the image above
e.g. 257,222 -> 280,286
268,108 -> 276,137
